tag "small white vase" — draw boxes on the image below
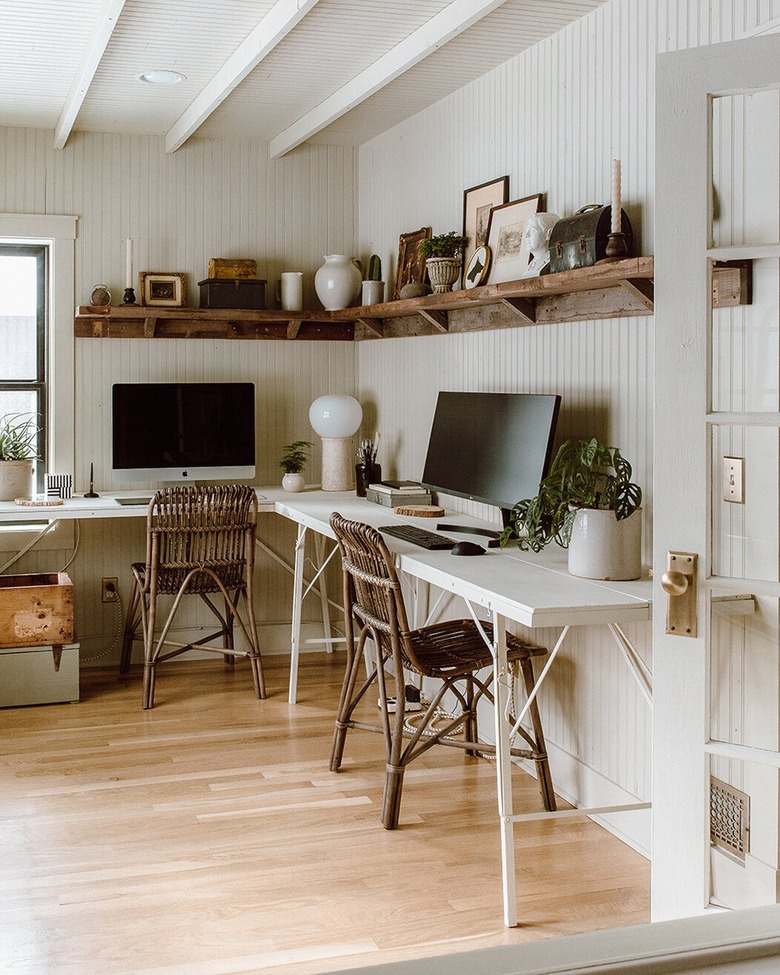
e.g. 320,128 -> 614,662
0,459 -> 34,501
282,472 -> 305,493
425,256 -> 462,293
567,508 -> 642,581
314,255 -> 362,310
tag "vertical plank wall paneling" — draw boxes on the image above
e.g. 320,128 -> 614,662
0,127 -> 358,660
355,0 -> 780,853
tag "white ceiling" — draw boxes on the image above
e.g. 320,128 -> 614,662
0,0 -> 607,157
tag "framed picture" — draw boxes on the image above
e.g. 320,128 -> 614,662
464,245 -> 491,289
462,176 -> 508,284
139,272 -> 186,307
393,227 -> 431,299
485,194 -> 543,284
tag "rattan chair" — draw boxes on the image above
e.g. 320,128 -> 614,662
329,512 -> 556,829
120,485 -> 266,709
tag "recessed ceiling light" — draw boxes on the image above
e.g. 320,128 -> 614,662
138,70 -> 186,86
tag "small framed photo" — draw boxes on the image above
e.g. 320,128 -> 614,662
464,245 -> 491,289
485,194 -> 543,284
462,175 -> 508,283
393,227 -> 431,300
139,272 -> 186,307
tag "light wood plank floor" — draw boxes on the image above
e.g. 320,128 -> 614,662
0,653 -> 649,975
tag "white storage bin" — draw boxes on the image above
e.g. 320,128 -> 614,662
0,643 -> 79,707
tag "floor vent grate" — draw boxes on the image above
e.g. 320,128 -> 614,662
710,776 -> 750,862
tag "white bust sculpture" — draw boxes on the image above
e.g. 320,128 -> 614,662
521,212 -> 561,278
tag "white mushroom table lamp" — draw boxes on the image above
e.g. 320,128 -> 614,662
309,394 -> 363,491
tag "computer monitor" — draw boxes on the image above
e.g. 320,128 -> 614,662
421,391 -> 561,525
112,382 -> 256,483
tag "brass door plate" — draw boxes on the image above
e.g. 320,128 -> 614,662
662,551 -> 698,637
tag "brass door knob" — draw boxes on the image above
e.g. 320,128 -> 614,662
661,570 -> 689,597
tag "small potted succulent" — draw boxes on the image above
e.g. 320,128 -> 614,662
419,232 -> 468,293
0,412 -> 39,501
501,437 -> 643,580
279,440 -> 312,493
361,254 -> 385,306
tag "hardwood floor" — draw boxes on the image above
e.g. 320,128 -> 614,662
0,653 -> 649,975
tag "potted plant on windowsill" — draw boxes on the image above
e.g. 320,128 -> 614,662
419,232 -> 468,293
279,440 -> 312,493
0,413 -> 39,501
501,437 -> 643,580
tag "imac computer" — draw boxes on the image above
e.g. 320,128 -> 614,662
421,390 -> 561,530
112,382 -> 256,484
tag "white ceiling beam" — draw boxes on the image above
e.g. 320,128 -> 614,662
165,0 -> 323,154
269,0 -> 510,158
54,0 -> 128,150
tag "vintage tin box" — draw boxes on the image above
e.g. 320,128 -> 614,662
548,204 -> 634,274
198,278 -> 267,309
207,258 -> 257,279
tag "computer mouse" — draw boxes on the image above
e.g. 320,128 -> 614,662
451,540 -> 486,556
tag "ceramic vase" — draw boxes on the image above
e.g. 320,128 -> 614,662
282,472 -> 305,493
361,280 -> 384,306
567,508 -> 642,581
314,255 -> 361,310
425,256 -> 462,293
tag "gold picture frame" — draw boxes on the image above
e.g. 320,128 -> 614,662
139,272 -> 187,307
393,227 -> 431,300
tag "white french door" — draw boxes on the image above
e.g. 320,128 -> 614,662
654,33 -> 780,919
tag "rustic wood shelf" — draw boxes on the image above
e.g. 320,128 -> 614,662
75,257 -> 656,341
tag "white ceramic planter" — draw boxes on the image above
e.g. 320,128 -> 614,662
0,459 -> 34,501
425,256 -> 462,293
361,280 -> 385,306
567,508 -> 642,581
282,473 -> 306,493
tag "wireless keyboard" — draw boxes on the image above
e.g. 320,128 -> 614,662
379,523 -> 455,550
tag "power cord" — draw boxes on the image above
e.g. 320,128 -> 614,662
79,589 -> 125,664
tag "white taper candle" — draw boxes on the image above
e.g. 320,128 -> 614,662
611,159 -> 622,234
125,238 -> 133,289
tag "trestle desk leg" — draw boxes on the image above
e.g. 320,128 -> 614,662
288,523 -> 307,704
491,611 -> 518,928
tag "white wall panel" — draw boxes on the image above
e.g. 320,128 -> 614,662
0,126 -> 358,665
355,0 -> 780,849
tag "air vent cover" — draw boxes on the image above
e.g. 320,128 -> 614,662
710,776 -> 750,862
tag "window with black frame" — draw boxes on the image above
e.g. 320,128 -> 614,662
0,243 -> 48,493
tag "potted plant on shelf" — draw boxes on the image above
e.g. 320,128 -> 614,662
0,412 -> 39,501
361,254 -> 385,306
501,437 -> 643,580
419,232 -> 468,293
279,440 -> 312,493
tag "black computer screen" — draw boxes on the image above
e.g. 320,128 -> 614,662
421,391 -> 561,518
112,382 -> 256,483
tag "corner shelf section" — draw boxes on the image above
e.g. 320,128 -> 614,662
74,257 -> 656,342
336,256 -> 655,340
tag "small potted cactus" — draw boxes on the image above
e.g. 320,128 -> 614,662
361,254 -> 385,306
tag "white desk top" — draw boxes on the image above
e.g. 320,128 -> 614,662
0,486 -> 652,629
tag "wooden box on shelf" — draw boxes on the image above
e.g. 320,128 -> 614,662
0,572 -> 74,649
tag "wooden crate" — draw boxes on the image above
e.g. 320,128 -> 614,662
207,258 -> 257,279
0,572 -> 74,648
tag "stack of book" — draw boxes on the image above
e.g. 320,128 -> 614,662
365,480 -> 432,508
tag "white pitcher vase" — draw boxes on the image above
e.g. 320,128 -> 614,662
314,255 -> 361,310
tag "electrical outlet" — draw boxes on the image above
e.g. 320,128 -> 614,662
722,456 -> 744,504
102,577 -> 119,602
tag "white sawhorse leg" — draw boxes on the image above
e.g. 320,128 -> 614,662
288,523 -> 307,704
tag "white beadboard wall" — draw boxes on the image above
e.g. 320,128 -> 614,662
0,127 -> 358,661
355,0 -> 780,855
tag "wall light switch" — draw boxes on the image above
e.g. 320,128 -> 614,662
722,456 -> 744,504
